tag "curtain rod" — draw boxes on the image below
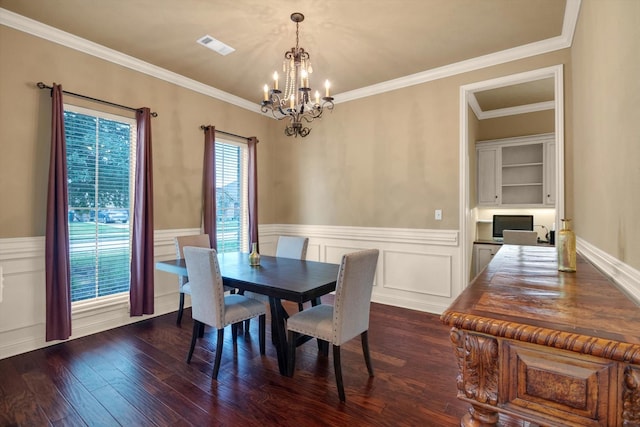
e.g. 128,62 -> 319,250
37,82 -> 158,117
200,125 -> 250,141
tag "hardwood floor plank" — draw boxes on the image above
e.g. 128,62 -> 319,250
43,351 -> 118,427
0,302 -> 484,426
0,358 -> 51,426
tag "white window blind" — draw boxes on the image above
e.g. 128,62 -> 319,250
215,140 -> 248,253
64,104 -> 136,303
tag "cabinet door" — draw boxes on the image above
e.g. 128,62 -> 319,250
474,244 -> 499,276
477,148 -> 499,205
545,142 -> 556,205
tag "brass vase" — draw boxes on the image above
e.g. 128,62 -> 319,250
249,242 -> 261,266
557,219 -> 576,272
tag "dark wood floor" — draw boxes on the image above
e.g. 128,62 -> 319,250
0,299 -> 507,426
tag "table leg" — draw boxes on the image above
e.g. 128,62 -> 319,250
461,405 -> 499,427
269,296 -> 289,375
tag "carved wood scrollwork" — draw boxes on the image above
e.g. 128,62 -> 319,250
623,365 -> 640,425
450,327 -> 499,406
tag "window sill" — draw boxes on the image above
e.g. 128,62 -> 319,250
72,293 -> 129,315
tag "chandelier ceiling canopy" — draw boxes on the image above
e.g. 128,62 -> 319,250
260,12 -> 334,138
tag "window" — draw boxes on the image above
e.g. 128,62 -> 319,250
65,105 -> 136,303
215,139 -> 248,253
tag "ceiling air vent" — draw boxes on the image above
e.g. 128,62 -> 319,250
197,35 -> 235,56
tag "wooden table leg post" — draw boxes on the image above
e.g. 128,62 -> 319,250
461,405 -> 499,427
449,328 -> 500,427
269,297 -> 288,375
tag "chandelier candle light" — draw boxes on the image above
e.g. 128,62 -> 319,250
260,12 -> 334,138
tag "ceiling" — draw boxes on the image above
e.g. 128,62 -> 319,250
0,0 -> 573,114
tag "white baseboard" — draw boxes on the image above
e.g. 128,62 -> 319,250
577,237 -> 640,304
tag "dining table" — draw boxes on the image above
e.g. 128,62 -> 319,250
155,251 -> 340,375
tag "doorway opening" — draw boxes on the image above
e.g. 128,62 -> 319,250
458,65 -> 565,284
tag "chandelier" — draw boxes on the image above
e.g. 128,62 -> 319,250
260,12 -> 334,138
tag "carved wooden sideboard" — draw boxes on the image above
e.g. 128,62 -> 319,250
441,245 -> 640,426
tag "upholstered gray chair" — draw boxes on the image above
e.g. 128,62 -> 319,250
183,246 -> 266,379
503,230 -> 538,246
286,249 -> 379,402
276,236 -> 309,312
276,236 -> 309,260
245,235 -> 309,304
243,236 -> 310,330
174,234 -> 211,325
174,234 -> 236,325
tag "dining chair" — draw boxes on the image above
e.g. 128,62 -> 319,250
245,235 -> 309,306
243,236 -> 310,331
174,234 -> 234,325
276,236 -> 309,312
183,246 -> 266,379
276,236 -> 309,260
503,230 -> 538,246
286,248 -> 379,402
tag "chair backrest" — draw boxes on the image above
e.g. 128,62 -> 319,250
332,249 -> 379,345
276,236 -> 309,260
182,246 -> 226,328
175,234 -> 211,286
503,230 -> 538,246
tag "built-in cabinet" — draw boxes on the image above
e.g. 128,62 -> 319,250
477,133 -> 555,207
472,243 -> 499,277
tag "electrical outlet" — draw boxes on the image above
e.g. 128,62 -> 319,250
435,209 -> 442,220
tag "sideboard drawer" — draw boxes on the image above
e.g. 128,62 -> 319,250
501,341 -> 618,426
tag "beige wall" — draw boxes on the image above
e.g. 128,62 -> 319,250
477,109 -> 554,141
263,49 -> 571,230
1,23 -> 571,238
0,26 -> 272,237
570,0 -> 640,270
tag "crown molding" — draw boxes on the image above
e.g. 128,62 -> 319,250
334,0 -> 581,105
467,65 -> 563,119
0,8 -> 261,114
1,0 -> 581,110
474,101 -> 555,120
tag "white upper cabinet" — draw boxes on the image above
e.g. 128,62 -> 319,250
476,133 -> 555,207
477,147 -> 499,205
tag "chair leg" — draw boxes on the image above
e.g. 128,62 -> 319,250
177,292 -> 185,325
259,314 -> 266,355
318,339 -> 329,357
232,323 -> 238,343
244,319 -> 251,331
361,330 -> 375,377
333,345 -> 346,402
187,320 -> 199,363
297,302 -> 304,312
287,330 -> 297,377
212,328 -> 224,380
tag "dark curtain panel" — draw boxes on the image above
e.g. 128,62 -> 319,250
203,126 -> 217,250
45,83 -> 72,341
248,137 -> 259,250
130,107 -> 154,316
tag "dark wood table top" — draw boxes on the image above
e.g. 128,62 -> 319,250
442,244 -> 640,363
156,252 -> 340,303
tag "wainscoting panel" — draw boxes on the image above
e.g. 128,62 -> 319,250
4,227 -> 634,360
383,250 -> 452,298
261,224 -> 462,313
